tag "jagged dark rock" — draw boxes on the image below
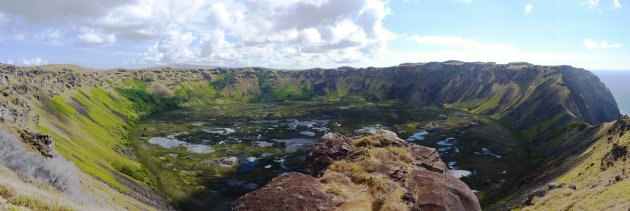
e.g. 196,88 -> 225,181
601,143 -> 628,171
303,132 -> 355,177
601,115 -> 630,171
608,115 -> 630,137
19,130 -> 54,158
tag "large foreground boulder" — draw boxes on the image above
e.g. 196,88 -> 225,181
234,130 -> 481,211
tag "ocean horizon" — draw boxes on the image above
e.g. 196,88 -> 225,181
594,71 -> 630,115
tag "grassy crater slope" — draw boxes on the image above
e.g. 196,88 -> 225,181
39,87 -> 143,191
0,62 -> 620,210
36,86 -> 173,210
496,115 -> 630,210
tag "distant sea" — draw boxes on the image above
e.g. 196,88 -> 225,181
594,71 -> 630,115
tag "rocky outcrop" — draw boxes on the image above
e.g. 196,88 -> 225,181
522,182 -> 576,206
19,130 -> 54,158
234,130 -> 481,211
233,172 -> 343,211
601,115 -> 630,171
607,115 -> 630,137
303,133 -> 355,177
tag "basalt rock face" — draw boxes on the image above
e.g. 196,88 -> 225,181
234,130 -> 481,211
561,69 -> 620,125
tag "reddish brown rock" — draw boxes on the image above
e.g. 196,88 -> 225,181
233,172 -> 342,211
235,130 -> 481,211
407,168 -> 480,211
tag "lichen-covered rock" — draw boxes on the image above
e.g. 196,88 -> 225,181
303,133 -> 355,177
235,130 -> 481,211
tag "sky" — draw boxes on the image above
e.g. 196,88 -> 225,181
0,0 -> 628,70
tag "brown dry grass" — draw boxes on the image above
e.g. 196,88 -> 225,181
323,136 -> 415,211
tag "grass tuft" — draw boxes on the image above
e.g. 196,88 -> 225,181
0,184 -> 73,211
329,160 -> 372,184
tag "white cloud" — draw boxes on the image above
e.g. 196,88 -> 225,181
77,28 -> 116,45
18,57 -> 47,66
583,39 -> 598,48
599,41 -> 621,48
12,34 -> 26,41
139,30 -> 198,64
36,29 -> 63,45
613,0 -> 622,8
43,29 -> 62,41
580,0 -> 622,9
581,0 -> 600,8
0,12 -> 8,25
525,4 -> 533,14
0,0 -> 127,22
1,0 -> 393,67
408,35 -> 520,53
136,0 -> 395,68
95,0 -> 207,41
583,39 -> 622,49
405,0 -> 472,2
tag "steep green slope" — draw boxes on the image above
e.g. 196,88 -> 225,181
34,87 -> 179,210
38,87 -> 144,190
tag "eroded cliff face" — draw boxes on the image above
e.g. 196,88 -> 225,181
234,130 -> 481,211
276,62 -> 619,141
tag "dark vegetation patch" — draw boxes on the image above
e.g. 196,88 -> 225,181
103,102 -> 129,121
545,121 -> 589,142
115,80 -> 179,117
110,162 -> 157,187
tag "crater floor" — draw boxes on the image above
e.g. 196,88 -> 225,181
129,101 -> 529,210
